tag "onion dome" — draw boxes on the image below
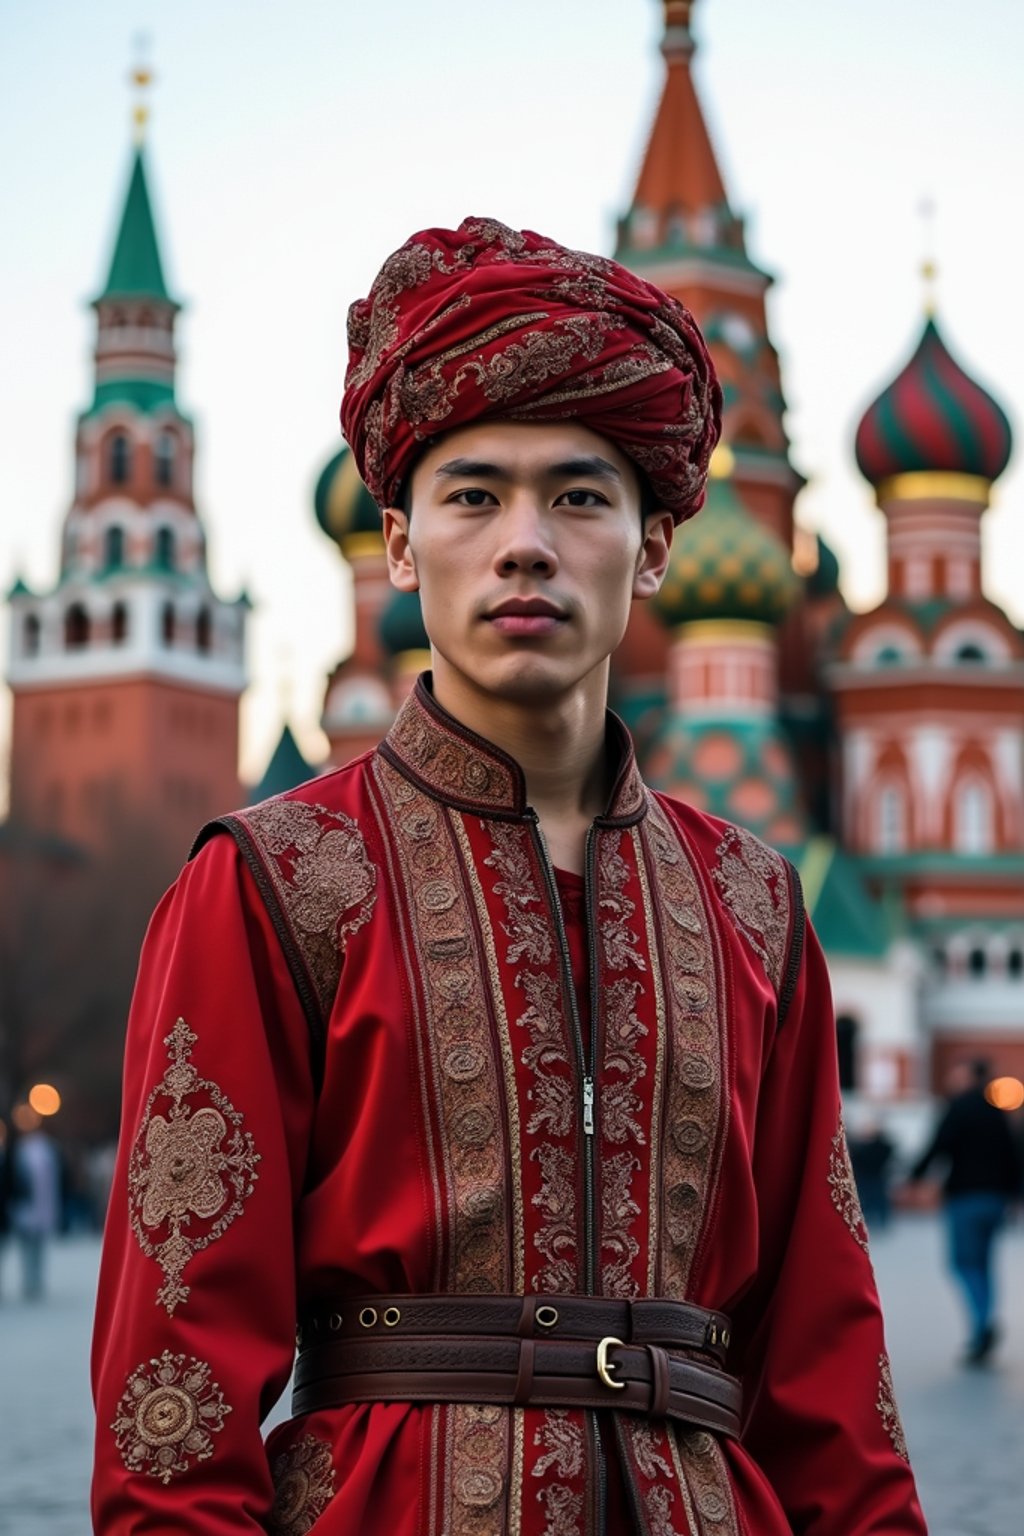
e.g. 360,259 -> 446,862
314,445 -> 382,555
651,467 -> 798,628
855,317 -> 1012,488
379,588 -> 429,658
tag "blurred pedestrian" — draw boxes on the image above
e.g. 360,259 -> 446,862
8,1105 -> 63,1301
908,1059 -> 1022,1364
849,1119 -> 896,1228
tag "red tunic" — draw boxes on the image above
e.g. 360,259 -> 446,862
91,678 -> 927,1535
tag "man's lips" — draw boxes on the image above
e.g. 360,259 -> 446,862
484,598 -> 568,637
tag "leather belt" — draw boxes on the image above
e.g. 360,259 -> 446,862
293,1294 -> 741,1438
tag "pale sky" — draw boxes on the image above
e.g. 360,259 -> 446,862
2,0 -> 1022,784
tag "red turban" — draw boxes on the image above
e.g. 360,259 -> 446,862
341,217 -> 721,523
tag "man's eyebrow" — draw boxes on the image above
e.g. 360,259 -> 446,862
432,455 -> 623,482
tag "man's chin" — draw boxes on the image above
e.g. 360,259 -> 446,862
464,653 -> 591,706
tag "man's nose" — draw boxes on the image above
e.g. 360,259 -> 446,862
494,498 -> 558,574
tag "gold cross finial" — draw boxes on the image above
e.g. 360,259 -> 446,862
919,197 -> 938,317
130,35 -> 154,145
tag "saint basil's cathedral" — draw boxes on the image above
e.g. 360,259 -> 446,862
5,0 -> 1023,1142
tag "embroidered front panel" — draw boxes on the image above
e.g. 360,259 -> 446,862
236,798 -> 377,1019
594,826 -> 658,1299
711,825 -> 790,994
448,1404 -> 511,1536
128,1017 -> 260,1315
531,1412 -> 585,1536
675,1429 -> 740,1536
371,758 -> 510,1295
478,819 -> 583,1297
876,1354 -> 910,1462
269,1434 -> 337,1535
111,1350 -> 230,1484
618,1419 -> 698,1536
828,1119 -> 870,1254
643,799 -> 727,1300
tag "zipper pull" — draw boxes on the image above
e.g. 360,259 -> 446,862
582,1076 -> 595,1136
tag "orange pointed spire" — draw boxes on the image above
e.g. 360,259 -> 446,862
626,1 -> 728,246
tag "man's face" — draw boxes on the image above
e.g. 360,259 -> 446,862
381,420 -> 673,706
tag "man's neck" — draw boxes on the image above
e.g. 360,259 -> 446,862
430,656 -> 612,831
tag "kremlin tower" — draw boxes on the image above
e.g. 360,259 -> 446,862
5,88 -> 247,862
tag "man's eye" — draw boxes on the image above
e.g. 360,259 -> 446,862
451,488 -> 495,507
558,490 -> 607,508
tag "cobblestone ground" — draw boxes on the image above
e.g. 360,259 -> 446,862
0,1218 -> 1021,1534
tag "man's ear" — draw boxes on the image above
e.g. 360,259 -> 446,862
633,509 -> 674,601
382,507 -> 420,593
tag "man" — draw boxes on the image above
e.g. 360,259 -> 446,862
909,1059 -> 1021,1364
92,219 -> 926,1534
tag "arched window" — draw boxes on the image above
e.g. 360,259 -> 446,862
968,947 -> 987,978
111,601 -> 129,644
836,1015 -> 859,1091
155,432 -> 175,488
876,645 -> 903,666
1008,949 -> 1023,980
954,780 -> 994,855
955,642 -> 986,663
23,613 -> 41,657
161,602 -> 176,646
104,525 -> 125,570
196,607 -> 212,654
877,784 -> 907,853
155,527 -> 175,570
109,433 -> 131,485
64,603 -> 90,649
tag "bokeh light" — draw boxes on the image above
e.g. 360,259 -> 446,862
28,1082 -> 62,1117
985,1076 -> 1024,1111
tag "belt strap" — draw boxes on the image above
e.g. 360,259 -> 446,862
293,1294 -> 740,1438
298,1293 -> 733,1363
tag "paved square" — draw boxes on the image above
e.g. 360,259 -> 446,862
0,1217 -> 1021,1533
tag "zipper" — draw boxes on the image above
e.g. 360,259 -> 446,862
528,813 -> 607,1536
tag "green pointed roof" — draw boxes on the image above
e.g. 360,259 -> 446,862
249,724 -> 319,803
97,147 -> 175,305
798,838 -> 892,958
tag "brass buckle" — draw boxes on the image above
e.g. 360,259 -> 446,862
596,1336 -> 626,1390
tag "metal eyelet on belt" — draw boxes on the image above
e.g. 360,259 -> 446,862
358,1307 -> 378,1328
536,1305 -> 559,1329
383,1307 -> 402,1327
721,1328 -> 731,1348
328,1313 -> 343,1332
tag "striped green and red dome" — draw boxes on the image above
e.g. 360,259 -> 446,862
855,317 -> 1012,487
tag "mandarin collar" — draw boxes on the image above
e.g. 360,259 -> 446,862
377,673 -> 647,826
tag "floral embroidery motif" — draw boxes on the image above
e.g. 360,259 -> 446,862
646,1484 -> 685,1536
128,1017 -> 260,1315
876,1354 -> 910,1462
372,759 -> 508,1295
383,692 -> 518,810
630,1422 -> 673,1482
533,1413 -> 585,1536
677,1428 -> 740,1534
644,799 -> 723,1300
450,1404 -> 509,1536
236,798 -> 377,1019
486,821 -> 580,1295
599,837 -> 646,972
112,1350 -> 230,1483
828,1120 -> 870,1253
537,1482 -> 584,1536
533,1411 -> 584,1479
712,825 -> 790,993
269,1434 -> 337,1535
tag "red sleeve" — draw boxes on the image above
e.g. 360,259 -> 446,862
734,922 -> 928,1535
91,835 -> 315,1534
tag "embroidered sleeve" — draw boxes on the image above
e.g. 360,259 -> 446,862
92,835 -> 315,1532
712,823 -> 804,1024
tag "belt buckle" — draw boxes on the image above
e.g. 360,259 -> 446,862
596,1336 -> 626,1391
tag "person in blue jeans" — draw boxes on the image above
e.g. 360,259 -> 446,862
909,1059 -> 1022,1363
